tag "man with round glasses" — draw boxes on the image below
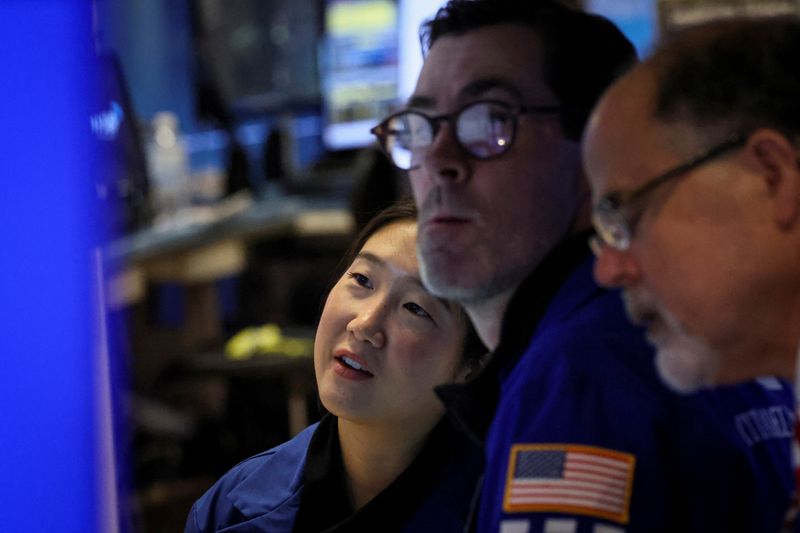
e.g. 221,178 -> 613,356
371,100 -> 563,170
584,17 -> 800,397
373,1 -> 796,530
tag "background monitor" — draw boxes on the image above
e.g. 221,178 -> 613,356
396,0 -> 445,103
194,0 -> 321,115
321,0 -> 399,150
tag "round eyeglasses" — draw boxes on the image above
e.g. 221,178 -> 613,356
591,135 -> 747,252
370,100 -> 563,170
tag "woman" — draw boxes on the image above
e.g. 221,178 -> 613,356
186,201 -> 485,532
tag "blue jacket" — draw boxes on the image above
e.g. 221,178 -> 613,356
440,237 -> 795,532
186,418 -> 482,532
186,424 -> 314,532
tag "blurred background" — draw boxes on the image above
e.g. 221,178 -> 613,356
2,0 -> 798,532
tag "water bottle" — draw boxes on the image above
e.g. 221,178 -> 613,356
146,111 -> 190,225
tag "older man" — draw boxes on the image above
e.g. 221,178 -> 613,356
373,2 -> 795,531
584,16 -> 800,394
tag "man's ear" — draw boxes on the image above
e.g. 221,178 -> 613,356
457,352 -> 490,383
748,129 -> 800,230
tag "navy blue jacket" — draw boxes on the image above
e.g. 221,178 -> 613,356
186,425 -> 313,532
439,235 -> 795,532
186,416 -> 483,532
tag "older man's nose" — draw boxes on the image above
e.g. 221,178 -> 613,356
592,241 -> 642,288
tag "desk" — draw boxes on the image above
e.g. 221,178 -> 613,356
106,194 -> 354,304
107,195 -> 353,265
105,194 -> 353,346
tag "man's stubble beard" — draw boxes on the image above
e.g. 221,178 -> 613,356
623,289 -> 720,393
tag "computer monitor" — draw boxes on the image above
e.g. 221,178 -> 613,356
396,0 -> 445,103
193,0 -> 321,115
585,0 -> 657,56
320,0 -> 399,150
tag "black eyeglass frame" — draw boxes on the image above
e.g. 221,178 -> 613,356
370,99 -> 565,170
592,135 -> 748,251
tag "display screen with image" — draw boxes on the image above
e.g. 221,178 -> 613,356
321,0 -> 399,150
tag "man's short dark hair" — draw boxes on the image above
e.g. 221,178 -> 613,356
650,16 -> 800,145
420,0 -> 636,140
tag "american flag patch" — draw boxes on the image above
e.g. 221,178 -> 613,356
503,444 -> 635,524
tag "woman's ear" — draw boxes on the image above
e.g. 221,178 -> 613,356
748,129 -> 800,230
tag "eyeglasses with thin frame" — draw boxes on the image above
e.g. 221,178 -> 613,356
370,99 -> 564,170
591,135 -> 747,253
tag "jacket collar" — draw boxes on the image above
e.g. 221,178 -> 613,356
223,423 -> 316,529
436,231 -> 595,446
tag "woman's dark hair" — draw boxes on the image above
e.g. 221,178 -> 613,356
420,0 -> 636,140
325,199 -> 486,365
338,199 -> 419,275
